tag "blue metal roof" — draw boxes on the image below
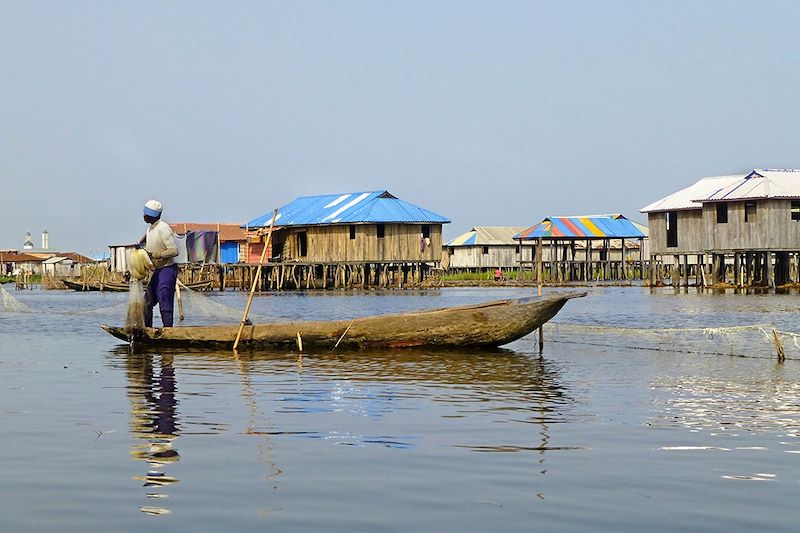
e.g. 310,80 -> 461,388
246,191 -> 450,227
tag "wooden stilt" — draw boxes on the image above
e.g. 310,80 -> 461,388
682,255 -> 689,288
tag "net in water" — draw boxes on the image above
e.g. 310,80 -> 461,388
543,322 -> 800,360
125,280 -> 146,333
0,284 -> 32,313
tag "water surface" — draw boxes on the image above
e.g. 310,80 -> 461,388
1,286 -> 799,531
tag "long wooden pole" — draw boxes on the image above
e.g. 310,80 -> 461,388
176,280 -> 184,321
537,237 -> 544,352
233,209 -> 277,351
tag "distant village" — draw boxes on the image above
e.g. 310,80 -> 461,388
4,168 -> 800,290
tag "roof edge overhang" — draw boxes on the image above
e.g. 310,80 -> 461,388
247,221 -> 449,228
640,206 -> 703,214
694,195 -> 800,204
516,235 -> 646,241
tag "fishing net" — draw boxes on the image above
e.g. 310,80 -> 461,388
175,281 -> 269,323
1,278 -> 268,326
0,284 -> 32,313
4,278 -> 799,361
543,322 -> 800,360
125,280 -> 146,332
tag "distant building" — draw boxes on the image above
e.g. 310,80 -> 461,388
23,232 -> 33,250
245,190 -> 450,265
108,243 -> 138,274
0,249 -> 92,276
168,223 -> 248,264
0,251 -> 43,276
444,227 -> 530,270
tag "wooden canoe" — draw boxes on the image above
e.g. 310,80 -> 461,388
100,291 -> 585,349
64,279 -> 213,292
62,279 -> 122,292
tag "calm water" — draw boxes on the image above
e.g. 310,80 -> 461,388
2,285 -> 800,532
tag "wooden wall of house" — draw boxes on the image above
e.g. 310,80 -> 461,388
702,199 -> 800,252
767,200 -> 800,250
446,245 -> 533,269
445,241 -> 644,269
648,210 -> 705,255
277,223 -> 443,263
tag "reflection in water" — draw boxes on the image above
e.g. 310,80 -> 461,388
110,347 -> 283,516
124,352 -> 180,515
651,370 -> 800,435
109,345 -> 575,504
236,356 -> 283,493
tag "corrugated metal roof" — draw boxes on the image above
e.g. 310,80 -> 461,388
61,252 -> 95,264
246,190 -> 450,227
630,220 -> 650,237
515,215 -> 647,240
701,169 -> 800,202
639,174 -> 745,213
42,257 -> 70,265
0,251 -> 43,262
445,227 -> 527,246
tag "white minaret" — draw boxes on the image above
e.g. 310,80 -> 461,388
42,228 -> 49,249
23,232 -> 34,250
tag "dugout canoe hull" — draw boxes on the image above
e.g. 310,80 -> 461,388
64,279 -> 213,292
100,292 -> 585,349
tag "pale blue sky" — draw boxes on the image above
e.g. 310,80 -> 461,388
2,1 -> 799,255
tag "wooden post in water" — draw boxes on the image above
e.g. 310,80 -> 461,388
672,255 -> 680,287
682,255 -> 689,288
649,254 -> 657,286
773,329 -> 785,362
638,238 -> 644,280
537,237 -> 544,352
767,252 -> 775,289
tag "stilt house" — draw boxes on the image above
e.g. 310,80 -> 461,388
641,169 -> 800,286
514,215 -> 647,281
443,227 -> 530,271
639,173 -> 743,263
245,191 -> 449,265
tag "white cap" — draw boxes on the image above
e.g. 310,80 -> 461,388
143,200 -> 163,217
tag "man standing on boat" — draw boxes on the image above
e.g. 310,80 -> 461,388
142,199 -> 179,327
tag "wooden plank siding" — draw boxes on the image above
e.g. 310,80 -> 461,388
276,223 -> 443,263
702,199 -> 800,252
446,245 -> 532,269
446,242 -> 643,270
648,209 -> 705,255
649,200 -> 800,255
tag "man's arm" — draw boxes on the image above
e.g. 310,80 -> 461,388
150,228 -> 178,259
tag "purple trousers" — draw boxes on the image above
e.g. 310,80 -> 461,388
145,264 -> 178,327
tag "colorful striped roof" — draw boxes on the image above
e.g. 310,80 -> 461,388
246,190 -> 450,228
515,215 -> 646,240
